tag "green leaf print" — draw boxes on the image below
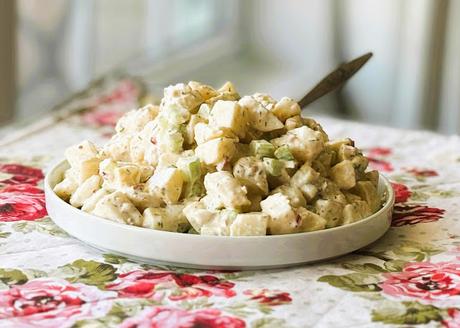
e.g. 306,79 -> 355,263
12,218 -> 68,237
0,232 -> 11,238
0,268 -> 28,286
73,299 -> 160,328
372,301 -> 442,325
358,240 -> 444,262
342,263 -> 387,274
56,259 -> 117,288
383,260 -> 407,272
103,253 -> 130,265
318,273 -> 382,292
251,317 -> 292,328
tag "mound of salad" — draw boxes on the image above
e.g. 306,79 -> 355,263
54,81 -> 382,236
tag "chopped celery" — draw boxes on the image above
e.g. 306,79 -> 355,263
158,130 -> 183,153
183,180 -> 205,198
177,157 -> 202,182
263,158 -> 284,176
274,145 -> 294,161
249,140 -> 275,158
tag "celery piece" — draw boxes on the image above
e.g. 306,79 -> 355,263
177,157 -> 202,182
263,158 -> 284,176
274,145 -> 294,161
249,140 -> 275,158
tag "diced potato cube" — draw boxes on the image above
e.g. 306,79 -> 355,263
218,81 -> 238,95
81,189 -> 110,213
92,191 -> 143,226
184,114 -> 206,145
230,212 -> 268,236
365,170 -> 379,187
143,205 -> 189,232
343,200 -> 372,225
260,193 -> 298,234
318,179 -> 347,204
102,133 -> 133,162
204,171 -> 250,210
337,144 -> 359,162
72,158 -> 101,183
271,126 -> 324,162
290,163 -> 320,200
272,185 -> 306,208
285,115 -> 303,131
53,174 -> 79,202
188,81 -> 218,100
163,83 -> 203,112
157,152 -> 179,170
200,210 -> 236,236
147,167 -> 184,204
351,181 -> 381,212
195,138 -> 236,165
233,157 -> 268,195
252,93 -> 277,110
295,207 -> 326,232
326,138 -> 354,153
122,185 -> 163,211
115,104 -> 159,134
271,97 -> 301,122
70,175 -> 102,208
210,100 -> 247,137
330,160 -> 356,190
239,96 -> 283,132
314,199 -> 344,228
138,165 -> 154,182
351,155 -> 369,172
344,192 -> 362,203
64,140 -> 99,168
194,123 -> 237,145
183,201 -> 217,232
113,165 -> 141,188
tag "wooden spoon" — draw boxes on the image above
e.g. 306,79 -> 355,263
298,52 -> 373,108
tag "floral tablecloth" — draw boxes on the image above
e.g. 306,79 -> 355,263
1,77 -> 460,328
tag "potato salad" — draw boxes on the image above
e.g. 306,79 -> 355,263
54,81 -> 382,236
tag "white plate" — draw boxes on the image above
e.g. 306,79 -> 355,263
45,160 -> 395,270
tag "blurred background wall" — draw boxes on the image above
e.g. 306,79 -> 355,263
2,0 -> 460,133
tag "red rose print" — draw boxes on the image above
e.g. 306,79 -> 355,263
81,79 -> 140,128
0,184 -> 47,222
244,289 -> 292,306
367,147 -> 392,157
367,158 -> 394,172
442,308 -> 460,328
96,79 -> 139,106
391,182 -> 412,203
106,270 -> 236,301
82,108 -> 125,128
0,164 -> 44,186
0,278 -> 115,327
404,167 -> 439,178
365,147 -> 393,172
392,204 -> 445,227
120,306 -> 245,328
380,262 -> 460,306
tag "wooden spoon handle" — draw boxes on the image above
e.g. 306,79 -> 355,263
298,52 -> 373,108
